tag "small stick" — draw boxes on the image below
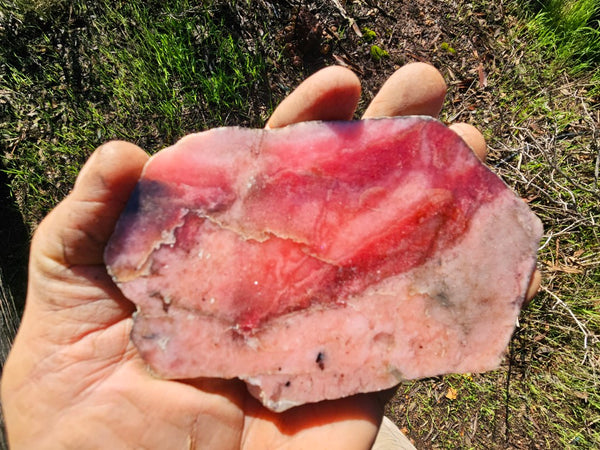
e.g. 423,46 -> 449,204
330,0 -> 362,37
542,286 -> 598,366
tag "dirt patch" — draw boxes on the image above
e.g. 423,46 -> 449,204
247,0 -> 500,118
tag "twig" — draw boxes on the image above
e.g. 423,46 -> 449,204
543,135 -> 600,198
505,341 -> 514,445
330,0 -> 362,37
538,219 -> 594,250
541,286 -> 598,366
593,131 -> 599,188
512,126 -> 599,197
363,0 -> 395,19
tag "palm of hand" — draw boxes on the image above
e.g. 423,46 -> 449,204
2,64 -> 501,449
17,259 -> 380,448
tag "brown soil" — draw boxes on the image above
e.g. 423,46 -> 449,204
248,0 -> 508,121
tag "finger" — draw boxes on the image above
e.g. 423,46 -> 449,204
243,393 -> 381,449
33,141 -> 149,268
362,62 -> 446,118
448,123 -> 488,162
524,269 -> 541,307
266,66 -> 361,129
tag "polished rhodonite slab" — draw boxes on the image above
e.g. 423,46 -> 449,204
105,117 -> 543,411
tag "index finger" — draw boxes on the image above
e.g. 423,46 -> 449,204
362,62 -> 447,119
266,66 -> 361,128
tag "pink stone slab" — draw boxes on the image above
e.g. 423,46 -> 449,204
104,117 -> 543,411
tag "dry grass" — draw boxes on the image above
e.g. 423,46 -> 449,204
382,1 -> 600,447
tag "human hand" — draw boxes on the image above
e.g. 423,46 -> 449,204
1,63 -> 539,449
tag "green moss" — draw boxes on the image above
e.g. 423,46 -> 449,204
370,44 -> 389,61
362,27 -> 377,43
440,41 -> 457,54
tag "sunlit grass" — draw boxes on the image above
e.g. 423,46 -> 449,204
0,0 -> 272,226
526,0 -> 600,74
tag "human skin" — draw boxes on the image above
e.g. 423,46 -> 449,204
1,63 -> 539,449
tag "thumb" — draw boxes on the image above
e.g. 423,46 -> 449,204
23,141 -> 147,323
33,141 -> 148,269
3,142 -> 148,392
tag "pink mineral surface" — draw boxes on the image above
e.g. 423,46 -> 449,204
104,117 -> 543,412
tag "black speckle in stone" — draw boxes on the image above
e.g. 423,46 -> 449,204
316,351 -> 325,370
285,381 -> 291,387
141,333 -> 158,340
435,290 -> 451,307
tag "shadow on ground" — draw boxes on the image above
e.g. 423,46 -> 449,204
0,161 -> 28,366
0,161 -> 28,450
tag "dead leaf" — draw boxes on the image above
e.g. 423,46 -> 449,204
523,195 -> 539,203
332,54 -> 349,67
571,249 -> 585,259
543,261 -> 583,274
445,387 -> 458,400
478,62 -> 488,88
